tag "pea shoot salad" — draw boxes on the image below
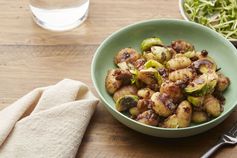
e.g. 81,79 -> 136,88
183,0 -> 237,40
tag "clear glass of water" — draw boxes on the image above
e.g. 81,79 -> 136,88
29,0 -> 89,31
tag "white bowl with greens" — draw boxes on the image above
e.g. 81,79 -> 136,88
179,0 -> 237,46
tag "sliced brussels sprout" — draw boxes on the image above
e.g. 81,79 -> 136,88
185,72 -> 218,96
216,73 -> 230,92
144,59 -> 164,69
193,58 -> 217,73
141,37 -> 163,51
136,110 -> 159,126
171,40 -> 194,53
113,85 -> 137,102
138,68 -> 162,85
114,48 -> 140,65
184,77 -> 207,96
129,107 -> 140,118
204,95 -> 221,117
116,95 -> 139,112
187,96 -> 204,107
192,111 -> 208,123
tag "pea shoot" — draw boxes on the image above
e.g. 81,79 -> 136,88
184,0 -> 237,40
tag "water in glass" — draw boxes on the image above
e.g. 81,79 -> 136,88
29,0 -> 89,31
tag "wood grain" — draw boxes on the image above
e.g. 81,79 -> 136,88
0,0 -> 182,45
0,0 -> 236,158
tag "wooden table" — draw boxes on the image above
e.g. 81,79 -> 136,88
0,0 -> 236,157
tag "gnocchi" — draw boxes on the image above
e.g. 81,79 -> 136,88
105,37 -> 230,128
166,56 -> 192,70
163,101 -> 192,128
168,68 -> 194,82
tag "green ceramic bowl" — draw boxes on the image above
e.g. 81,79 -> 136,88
91,19 -> 237,138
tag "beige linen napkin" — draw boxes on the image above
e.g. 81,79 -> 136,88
0,79 -> 99,158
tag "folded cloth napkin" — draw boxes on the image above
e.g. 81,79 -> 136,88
0,79 -> 99,158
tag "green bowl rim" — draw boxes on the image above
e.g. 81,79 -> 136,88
91,18 -> 237,131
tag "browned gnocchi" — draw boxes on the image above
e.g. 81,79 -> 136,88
163,101 -> 192,128
168,68 -> 195,82
105,37 -> 230,128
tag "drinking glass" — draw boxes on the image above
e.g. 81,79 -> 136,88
29,0 -> 89,31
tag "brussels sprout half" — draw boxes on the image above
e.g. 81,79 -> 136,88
113,85 -> 137,102
141,37 -> 163,51
193,58 -> 217,74
144,59 -> 164,69
185,72 -> 218,96
184,79 -> 207,96
187,96 -> 204,107
129,107 -> 140,118
150,46 -> 172,63
116,95 -> 139,112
